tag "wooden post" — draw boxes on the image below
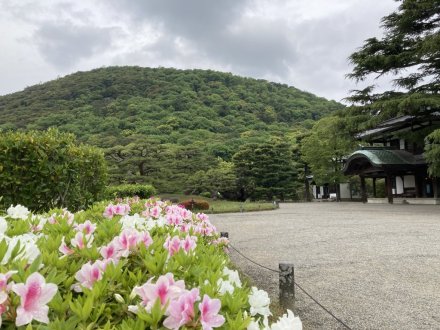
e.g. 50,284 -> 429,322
372,178 -> 377,198
279,263 -> 294,308
386,175 -> 393,204
360,176 -> 367,203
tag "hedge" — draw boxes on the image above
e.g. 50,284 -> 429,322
0,128 -> 107,211
105,184 -> 157,199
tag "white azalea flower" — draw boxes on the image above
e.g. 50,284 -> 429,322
0,217 -> 7,235
247,319 -> 261,330
1,234 -> 41,264
156,216 -> 166,227
119,213 -> 145,230
7,204 -> 30,220
271,310 -> 302,330
248,287 -> 271,317
223,267 -> 242,288
217,278 -> 235,295
128,305 -> 139,314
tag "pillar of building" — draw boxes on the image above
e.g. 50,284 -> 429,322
360,176 -> 367,203
386,175 -> 393,204
433,177 -> 439,199
372,178 -> 377,198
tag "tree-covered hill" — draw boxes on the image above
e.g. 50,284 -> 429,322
0,66 -> 344,195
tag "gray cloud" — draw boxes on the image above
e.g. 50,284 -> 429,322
34,22 -> 118,69
0,0 -> 400,100
106,0 -> 297,80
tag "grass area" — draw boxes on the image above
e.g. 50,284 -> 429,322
158,194 -> 277,214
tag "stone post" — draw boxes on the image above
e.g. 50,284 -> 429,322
279,263 -> 295,308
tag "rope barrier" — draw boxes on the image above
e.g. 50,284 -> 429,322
228,242 -> 353,330
229,244 -> 280,273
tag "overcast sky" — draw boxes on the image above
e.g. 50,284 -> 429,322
0,0 -> 399,101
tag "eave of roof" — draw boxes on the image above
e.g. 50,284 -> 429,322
342,148 -> 426,175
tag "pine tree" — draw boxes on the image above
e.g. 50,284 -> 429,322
346,0 -> 440,120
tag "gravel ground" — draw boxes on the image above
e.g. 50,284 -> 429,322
209,202 -> 440,330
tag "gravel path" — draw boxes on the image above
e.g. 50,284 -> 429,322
209,202 -> 440,330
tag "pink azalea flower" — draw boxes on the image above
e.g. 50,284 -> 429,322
199,295 -> 225,330
179,223 -> 192,233
181,235 -> 197,253
100,242 -> 121,262
194,222 -> 216,236
163,288 -> 200,329
133,273 -> 185,311
12,272 -> 57,327
150,206 -> 161,218
180,208 -> 193,220
74,220 -> 96,235
48,214 -> 58,224
0,271 -> 16,292
196,213 -> 209,222
113,204 -> 130,216
73,260 -> 105,292
58,237 -> 74,256
141,209 -> 150,218
115,229 -> 139,256
71,232 -> 93,250
63,209 -> 75,225
103,204 -> 114,219
164,236 -> 182,256
166,213 -> 183,226
139,231 -> 153,248
0,270 -> 16,322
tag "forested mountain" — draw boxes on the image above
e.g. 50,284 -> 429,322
0,66 -> 344,195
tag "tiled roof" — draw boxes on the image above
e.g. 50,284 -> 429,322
342,148 -> 426,175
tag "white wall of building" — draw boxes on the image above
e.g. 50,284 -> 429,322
400,139 -> 405,150
395,176 -> 404,194
340,183 -> 351,199
404,175 -> 415,188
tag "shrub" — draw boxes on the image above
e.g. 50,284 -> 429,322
199,191 -> 212,198
0,200 -> 302,329
106,184 -> 157,199
0,129 -> 107,211
180,199 -> 210,210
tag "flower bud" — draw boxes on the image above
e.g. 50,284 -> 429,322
114,293 -> 125,303
129,287 -> 137,300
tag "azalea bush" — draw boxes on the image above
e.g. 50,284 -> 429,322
0,199 -> 302,329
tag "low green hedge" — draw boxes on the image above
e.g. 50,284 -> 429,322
106,184 -> 157,199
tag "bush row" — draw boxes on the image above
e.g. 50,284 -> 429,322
105,184 -> 157,199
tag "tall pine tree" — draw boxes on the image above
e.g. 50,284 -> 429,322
346,0 -> 440,121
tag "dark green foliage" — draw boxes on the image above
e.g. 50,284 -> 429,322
0,67 -> 343,193
425,129 -> 440,177
348,0 -> 440,94
301,116 -> 356,186
105,184 -> 157,199
0,129 -> 107,211
185,160 -> 237,199
345,0 -> 440,128
233,139 -> 298,201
